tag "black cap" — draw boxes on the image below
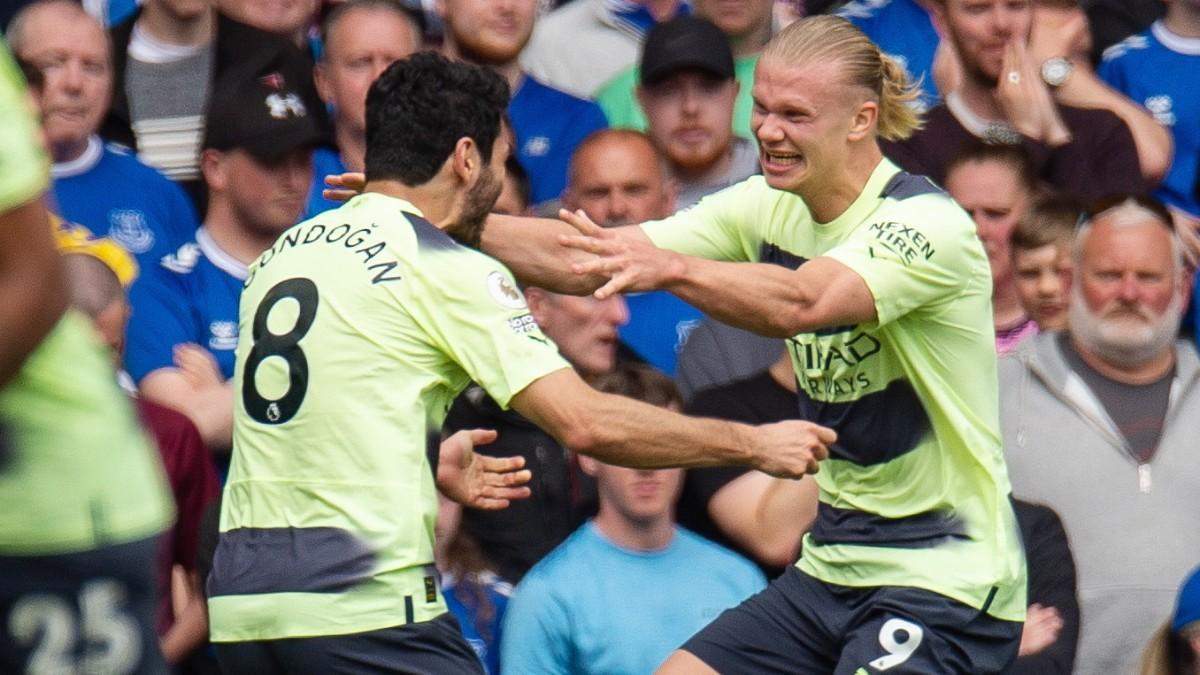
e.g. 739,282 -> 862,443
202,67 -> 324,164
640,15 -> 735,86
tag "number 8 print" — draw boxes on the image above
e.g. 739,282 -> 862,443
868,617 -> 924,671
242,278 -> 319,425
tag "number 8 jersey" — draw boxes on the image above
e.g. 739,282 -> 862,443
208,194 -> 568,642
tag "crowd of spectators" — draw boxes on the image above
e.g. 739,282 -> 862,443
3,0 -> 1199,672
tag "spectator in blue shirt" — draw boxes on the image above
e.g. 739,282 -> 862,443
9,0 -> 199,271
125,68 -> 321,451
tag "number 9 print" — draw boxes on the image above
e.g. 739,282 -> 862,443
867,618 -> 924,671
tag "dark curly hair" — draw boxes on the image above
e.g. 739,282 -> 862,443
364,52 -> 509,186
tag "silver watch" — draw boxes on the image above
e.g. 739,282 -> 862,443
1041,57 -> 1073,88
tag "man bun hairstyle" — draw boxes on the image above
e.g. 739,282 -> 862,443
762,15 -> 923,141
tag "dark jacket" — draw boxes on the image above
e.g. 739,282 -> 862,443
443,386 -> 597,584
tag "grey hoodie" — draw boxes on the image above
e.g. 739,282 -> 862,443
998,332 -> 1200,675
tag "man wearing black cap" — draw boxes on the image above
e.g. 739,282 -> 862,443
124,69 -> 323,454
637,15 -> 759,209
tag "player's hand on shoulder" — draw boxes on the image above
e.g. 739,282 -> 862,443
750,420 -> 835,479
437,428 -> 533,510
322,172 -> 367,203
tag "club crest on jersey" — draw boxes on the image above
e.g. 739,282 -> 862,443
487,271 -> 526,309
108,209 -> 154,254
209,321 -> 239,351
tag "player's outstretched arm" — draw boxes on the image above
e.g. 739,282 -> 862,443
511,369 -> 834,479
323,172 -> 641,295
560,208 -> 877,336
0,198 -> 67,387
437,428 -> 533,510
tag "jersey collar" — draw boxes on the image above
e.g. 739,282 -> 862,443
196,227 -> 250,280
51,135 -> 103,179
1152,21 -> 1200,56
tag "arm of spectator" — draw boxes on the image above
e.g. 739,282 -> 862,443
1052,69 -> 1171,185
707,471 -> 817,568
1012,500 -> 1081,673
996,40 -> 1072,147
160,569 -> 209,665
139,353 -> 234,451
0,198 -> 66,387
510,368 -> 833,479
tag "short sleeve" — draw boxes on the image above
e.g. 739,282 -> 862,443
640,179 -> 766,262
405,251 -> 568,408
823,197 -> 984,326
0,45 -> 49,212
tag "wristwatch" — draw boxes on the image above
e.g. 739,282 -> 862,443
1041,57 -> 1073,88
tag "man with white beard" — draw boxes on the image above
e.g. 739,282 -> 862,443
998,195 -> 1200,675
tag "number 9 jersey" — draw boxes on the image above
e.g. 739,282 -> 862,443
207,193 -> 568,642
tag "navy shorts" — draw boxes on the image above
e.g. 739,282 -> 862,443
213,612 -> 484,675
683,566 -> 1022,674
0,534 -> 166,675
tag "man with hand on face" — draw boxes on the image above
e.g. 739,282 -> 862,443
213,52 -> 833,674
881,0 -> 1145,202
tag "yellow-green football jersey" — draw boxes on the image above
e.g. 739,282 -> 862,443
209,193 -> 568,641
642,159 -> 1027,622
0,42 -> 172,555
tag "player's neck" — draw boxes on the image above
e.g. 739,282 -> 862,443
804,144 -> 883,224
1165,5 -> 1200,38
364,178 -> 456,228
592,510 -> 675,552
137,3 -> 215,48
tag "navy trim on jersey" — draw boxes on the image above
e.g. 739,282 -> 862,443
796,379 -> 931,466
880,172 -> 944,201
759,241 -> 808,269
808,503 -> 969,549
209,527 -> 376,596
405,212 -> 461,252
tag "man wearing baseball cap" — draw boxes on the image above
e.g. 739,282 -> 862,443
125,66 -> 323,457
636,15 -> 759,210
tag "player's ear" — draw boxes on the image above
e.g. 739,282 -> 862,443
525,286 -> 550,323
450,136 -> 481,185
847,99 -> 877,142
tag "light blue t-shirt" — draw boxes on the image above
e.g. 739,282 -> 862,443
501,522 -> 765,675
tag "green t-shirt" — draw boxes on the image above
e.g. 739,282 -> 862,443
642,160 -> 1027,622
209,194 -> 569,641
0,44 -> 173,555
595,55 -> 759,141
